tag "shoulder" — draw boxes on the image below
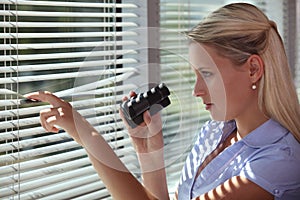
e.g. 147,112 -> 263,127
240,119 -> 300,198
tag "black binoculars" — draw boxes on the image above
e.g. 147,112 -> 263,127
120,83 -> 171,128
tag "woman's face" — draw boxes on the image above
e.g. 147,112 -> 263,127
189,42 -> 254,121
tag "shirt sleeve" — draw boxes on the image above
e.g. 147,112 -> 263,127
240,143 -> 300,199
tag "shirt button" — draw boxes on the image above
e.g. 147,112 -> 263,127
274,189 -> 280,195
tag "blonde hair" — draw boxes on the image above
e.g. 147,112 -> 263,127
186,3 -> 300,142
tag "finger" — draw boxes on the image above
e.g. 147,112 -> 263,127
119,109 -> 147,134
119,108 -> 126,122
122,96 -> 129,102
119,109 -> 131,128
40,108 -> 54,130
129,91 -> 137,97
46,117 -> 60,133
121,90 -> 137,102
24,91 -> 64,108
143,110 -> 151,125
40,108 -> 59,132
40,108 -> 60,133
119,109 -> 139,130
143,111 -> 162,137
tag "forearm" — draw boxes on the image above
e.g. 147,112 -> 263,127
87,150 -> 157,200
137,148 -> 170,200
142,169 -> 169,200
74,114 -> 157,200
120,109 -> 169,199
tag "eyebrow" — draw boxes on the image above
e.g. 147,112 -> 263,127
197,67 -> 212,71
190,63 -> 212,71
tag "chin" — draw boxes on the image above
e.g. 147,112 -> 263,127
209,111 -> 231,122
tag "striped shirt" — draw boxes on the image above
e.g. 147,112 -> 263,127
177,119 -> 300,200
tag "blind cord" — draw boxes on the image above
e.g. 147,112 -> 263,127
15,0 -> 21,199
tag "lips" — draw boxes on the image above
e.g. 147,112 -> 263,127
204,103 -> 213,110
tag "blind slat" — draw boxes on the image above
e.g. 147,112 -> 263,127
0,31 -> 137,39
1,158 -> 92,186
0,66 -> 136,82
0,49 -> 137,62
0,111 -> 125,144
54,71 -> 137,97
40,159 -> 141,200
0,22 -> 138,28
4,174 -> 101,198
0,141 -> 79,165
1,10 -> 138,18
0,41 -> 138,51
3,0 -> 137,8
0,59 -> 138,73
45,182 -> 109,200
0,149 -> 86,175
0,130 -> 128,166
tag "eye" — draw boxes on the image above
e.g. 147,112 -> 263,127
200,71 -> 213,78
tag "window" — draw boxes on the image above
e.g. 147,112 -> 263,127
1,0 -> 298,199
1,0 -> 140,199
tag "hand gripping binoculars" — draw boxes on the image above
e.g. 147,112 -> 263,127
120,83 -> 171,128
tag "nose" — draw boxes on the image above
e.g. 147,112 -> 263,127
193,77 -> 207,97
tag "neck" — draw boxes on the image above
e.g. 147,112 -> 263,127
234,105 -> 269,139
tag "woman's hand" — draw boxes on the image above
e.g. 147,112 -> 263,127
119,91 -> 164,154
120,91 -> 169,199
25,91 -> 83,145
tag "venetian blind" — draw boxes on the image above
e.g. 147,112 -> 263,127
0,0 -> 140,199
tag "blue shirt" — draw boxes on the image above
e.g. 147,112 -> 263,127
177,119 -> 300,200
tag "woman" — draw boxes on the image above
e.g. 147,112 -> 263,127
26,3 -> 300,200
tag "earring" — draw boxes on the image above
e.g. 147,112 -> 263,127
252,84 -> 257,90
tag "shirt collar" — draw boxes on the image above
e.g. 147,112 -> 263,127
239,119 -> 289,148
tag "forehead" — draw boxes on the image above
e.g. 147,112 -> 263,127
188,42 -> 218,70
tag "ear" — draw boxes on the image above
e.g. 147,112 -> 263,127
247,54 -> 264,83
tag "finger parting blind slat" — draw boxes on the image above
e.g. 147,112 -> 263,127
0,84 -> 136,120
1,0 -> 139,199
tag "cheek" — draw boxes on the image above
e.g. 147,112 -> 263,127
209,75 -> 249,119
224,77 -> 251,115
207,75 -> 226,103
